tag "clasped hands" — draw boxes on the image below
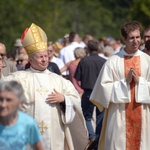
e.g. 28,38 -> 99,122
126,68 -> 139,84
46,89 -> 65,104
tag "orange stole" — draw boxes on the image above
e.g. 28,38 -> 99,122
124,56 -> 142,150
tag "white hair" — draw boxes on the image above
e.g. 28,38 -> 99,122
0,81 -> 26,102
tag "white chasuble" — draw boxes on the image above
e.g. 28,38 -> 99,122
34,72 -> 65,149
3,68 -> 89,150
90,49 -> 150,150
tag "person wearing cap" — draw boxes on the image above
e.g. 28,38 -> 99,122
2,23 -> 88,150
14,38 -> 23,60
14,38 -> 23,48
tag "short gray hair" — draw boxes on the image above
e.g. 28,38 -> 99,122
74,47 -> 86,58
0,81 -> 26,102
104,46 -> 114,57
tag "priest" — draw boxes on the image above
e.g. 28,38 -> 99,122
90,21 -> 150,150
3,23 -> 88,150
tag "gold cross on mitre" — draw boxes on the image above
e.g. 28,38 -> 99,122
36,85 -> 49,96
38,120 -> 48,135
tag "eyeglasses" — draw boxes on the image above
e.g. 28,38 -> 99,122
18,59 -> 24,62
0,53 -> 6,57
144,35 -> 150,39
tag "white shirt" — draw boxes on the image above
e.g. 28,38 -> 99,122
59,42 -> 84,64
51,56 -> 66,75
98,53 -> 108,60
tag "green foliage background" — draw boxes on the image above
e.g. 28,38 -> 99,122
0,0 -> 150,52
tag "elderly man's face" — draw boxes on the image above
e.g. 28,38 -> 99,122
30,50 -> 49,71
0,91 -> 19,119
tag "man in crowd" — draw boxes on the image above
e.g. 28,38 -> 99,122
80,34 -> 94,48
75,39 -> 106,149
0,81 -> 43,150
143,26 -> 150,42
2,23 -> 88,150
90,21 -> 150,150
59,31 -> 84,64
0,43 -> 17,76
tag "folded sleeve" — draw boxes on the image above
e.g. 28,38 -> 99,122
111,79 -> 130,103
60,79 -> 81,124
135,77 -> 150,104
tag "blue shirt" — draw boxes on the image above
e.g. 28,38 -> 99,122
0,111 -> 41,150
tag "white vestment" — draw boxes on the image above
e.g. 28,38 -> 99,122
90,49 -> 150,150
4,67 -> 88,150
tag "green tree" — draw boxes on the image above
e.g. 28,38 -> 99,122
130,0 -> 150,27
0,0 -> 150,54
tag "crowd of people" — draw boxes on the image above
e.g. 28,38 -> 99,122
0,20 -> 150,150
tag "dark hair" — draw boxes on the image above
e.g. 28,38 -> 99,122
120,21 -> 142,39
87,39 -> 99,52
145,40 -> 150,51
69,32 -> 77,43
